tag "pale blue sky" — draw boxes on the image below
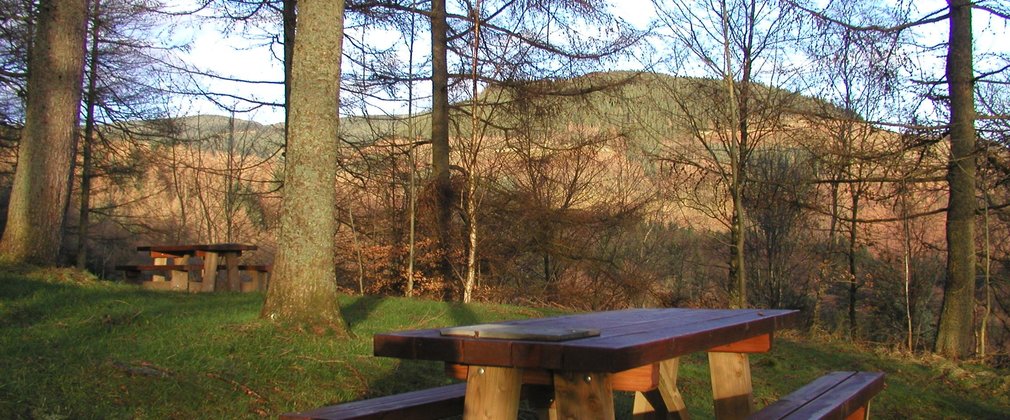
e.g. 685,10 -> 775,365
171,0 -> 1005,124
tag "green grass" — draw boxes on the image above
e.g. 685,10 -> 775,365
1,266 -> 1008,419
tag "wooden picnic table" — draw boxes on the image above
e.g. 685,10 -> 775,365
137,243 -> 257,292
374,308 -> 800,420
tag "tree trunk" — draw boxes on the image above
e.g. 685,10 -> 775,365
0,0 -> 88,265
721,0 -> 747,308
282,0 -> 296,144
76,0 -> 101,269
934,0 -> 976,360
430,0 -> 454,282
848,187 -> 859,339
261,0 -> 348,336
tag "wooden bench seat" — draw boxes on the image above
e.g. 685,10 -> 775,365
280,383 -> 466,420
749,371 -> 885,420
116,264 -> 270,292
115,264 -> 269,273
115,264 -> 202,272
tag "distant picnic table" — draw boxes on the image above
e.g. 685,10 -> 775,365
116,243 -> 269,293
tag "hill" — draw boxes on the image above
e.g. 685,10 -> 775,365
169,71 -> 835,151
1,267 -> 1007,419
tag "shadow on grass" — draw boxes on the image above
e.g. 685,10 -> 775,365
342,295 -> 383,330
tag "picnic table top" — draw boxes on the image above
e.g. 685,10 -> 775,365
373,308 -> 800,373
137,243 -> 257,254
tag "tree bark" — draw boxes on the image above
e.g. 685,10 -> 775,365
261,0 -> 349,336
0,0 -> 88,265
77,0 -> 101,269
430,0 -> 454,282
282,0 -> 296,144
934,0 -> 976,359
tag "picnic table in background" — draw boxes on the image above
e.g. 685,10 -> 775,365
117,243 -> 268,293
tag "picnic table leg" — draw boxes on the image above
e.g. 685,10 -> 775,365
708,352 -> 753,420
633,358 -> 690,419
170,257 -> 188,291
201,251 -> 219,292
554,371 -> 615,420
152,257 -> 168,282
463,365 -> 522,419
225,252 -> 240,292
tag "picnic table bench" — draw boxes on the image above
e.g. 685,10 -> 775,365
282,308 -> 886,420
116,243 -> 268,292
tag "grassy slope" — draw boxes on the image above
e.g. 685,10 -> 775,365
1,267 -> 1007,419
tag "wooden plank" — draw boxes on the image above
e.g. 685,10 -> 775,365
140,281 -> 174,291
708,352 -> 753,420
751,372 -> 856,419
149,251 -> 185,258
779,372 -> 884,420
170,257 -> 189,291
708,333 -> 772,353
845,405 -> 867,420
463,366 -> 522,419
506,310 -> 767,371
224,252 -> 240,292
201,251 -> 218,293
440,325 -> 601,341
151,257 -> 168,282
373,309 -> 800,373
553,371 -> 615,420
116,264 -> 202,271
241,277 -> 260,292
560,311 -> 790,371
633,358 -> 690,419
280,382 -> 466,420
445,363 -> 658,392
138,243 -> 256,253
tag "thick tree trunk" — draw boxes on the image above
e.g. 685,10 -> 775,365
430,0 -> 454,282
935,0 -> 976,359
261,0 -> 348,336
0,0 -> 88,265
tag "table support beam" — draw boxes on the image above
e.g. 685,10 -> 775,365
708,352 -> 753,420
152,257 -> 168,282
633,358 -> 690,419
201,252 -> 219,292
554,371 -> 615,420
170,257 -> 189,291
224,252 -> 240,291
464,365 -> 522,419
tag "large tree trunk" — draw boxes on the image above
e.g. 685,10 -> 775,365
430,0 -> 454,283
261,0 -> 349,336
935,0 -> 976,359
0,0 -> 88,265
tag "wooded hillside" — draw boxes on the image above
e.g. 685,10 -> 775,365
5,70 -> 1000,361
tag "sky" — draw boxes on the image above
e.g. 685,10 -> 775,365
169,0 -> 1005,125
170,0 -> 657,124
